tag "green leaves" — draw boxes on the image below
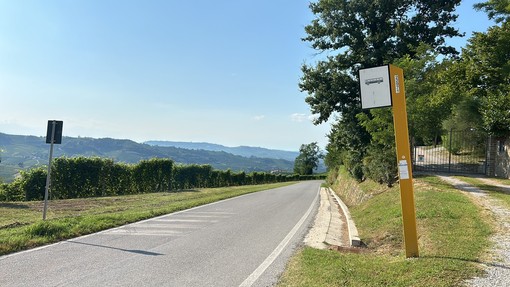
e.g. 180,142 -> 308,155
2,157 -> 326,201
132,158 -> 173,193
302,0 -> 462,124
475,0 -> 510,23
446,21 -> 510,136
294,142 -> 323,175
481,91 -> 510,135
302,0 -> 463,183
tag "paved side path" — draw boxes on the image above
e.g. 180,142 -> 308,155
304,188 -> 350,249
438,176 -> 510,287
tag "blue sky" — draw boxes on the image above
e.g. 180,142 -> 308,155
0,0 -> 495,151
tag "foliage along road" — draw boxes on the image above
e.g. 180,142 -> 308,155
0,181 -> 321,287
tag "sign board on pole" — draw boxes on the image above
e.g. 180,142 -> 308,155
46,120 -> 63,144
43,120 -> 63,220
359,65 -> 392,109
358,64 -> 419,258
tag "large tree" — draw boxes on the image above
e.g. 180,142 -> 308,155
443,20 -> 510,136
301,0 -> 462,124
294,142 -> 322,175
301,0 -> 463,182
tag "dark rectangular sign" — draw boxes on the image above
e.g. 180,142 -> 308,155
45,120 -> 63,144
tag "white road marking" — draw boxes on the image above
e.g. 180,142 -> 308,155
0,185 -> 279,260
172,214 -> 231,218
121,224 -> 200,229
106,229 -> 185,236
238,187 -> 320,287
145,219 -> 217,223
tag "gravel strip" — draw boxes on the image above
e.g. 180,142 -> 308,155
438,176 -> 510,287
303,187 -> 330,249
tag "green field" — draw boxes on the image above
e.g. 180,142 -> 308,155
278,172 -> 494,286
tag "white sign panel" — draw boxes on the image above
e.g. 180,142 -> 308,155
359,65 -> 392,109
398,160 -> 410,180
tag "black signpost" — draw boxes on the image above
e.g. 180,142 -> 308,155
45,120 -> 63,144
43,120 -> 63,220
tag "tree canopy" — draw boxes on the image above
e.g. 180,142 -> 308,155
475,0 -> 510,23
294,142 -> 322,175
301,0 -> 462,124
302,0 -> 463,184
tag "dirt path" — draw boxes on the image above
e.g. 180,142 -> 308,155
437,175 -> 510,286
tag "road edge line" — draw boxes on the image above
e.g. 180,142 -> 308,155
238,186 -> 320,287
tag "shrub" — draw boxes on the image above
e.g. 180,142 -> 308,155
362,145 -> 397,187
342,150 -> 364,182
20,167 -> 47,201
1,179 -> 24,201
132,158 -> 173,193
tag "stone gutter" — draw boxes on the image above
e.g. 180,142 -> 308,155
328,188 -> 361,247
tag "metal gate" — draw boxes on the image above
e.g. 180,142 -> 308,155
413,129 -> 488,174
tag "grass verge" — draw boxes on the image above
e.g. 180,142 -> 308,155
0,182 -> 294,255
278,174 -> 493,286
453,175 -> 510,209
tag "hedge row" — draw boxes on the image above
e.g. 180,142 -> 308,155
0,157 -> 325,201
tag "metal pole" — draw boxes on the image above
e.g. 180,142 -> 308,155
448,128 -> 453,173
43,121 -> 56,220
485,136 -> 491,176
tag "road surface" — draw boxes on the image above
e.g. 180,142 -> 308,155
0,181 -> 321,287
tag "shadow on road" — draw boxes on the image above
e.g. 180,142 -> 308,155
68,240 -> 164,256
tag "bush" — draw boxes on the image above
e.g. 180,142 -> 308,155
51,157 -> 104,199
342,150 -> 365,182
1,179 -> 24,201
20,167 -> 47,201
100,161 -> 133,195
132,158 -> 173,193
0,155 -> 325,202
0,183 -> 7,201
362,145 -> 397,187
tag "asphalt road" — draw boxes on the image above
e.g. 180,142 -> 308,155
0,181 -> 321,287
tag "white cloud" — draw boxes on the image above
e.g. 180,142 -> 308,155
252,115 -> 265,121
308,114 -> 319,122
290,113 -> 309,122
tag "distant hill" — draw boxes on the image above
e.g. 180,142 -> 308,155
0,133 -> 296,182
144,141 -> 299,161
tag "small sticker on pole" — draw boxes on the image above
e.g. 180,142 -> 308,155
398,160 -> 410,180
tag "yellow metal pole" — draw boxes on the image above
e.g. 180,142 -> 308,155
389,64 -> 419,258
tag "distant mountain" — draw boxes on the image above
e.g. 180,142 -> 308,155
0,133 -> 296,182
144,141 -> 299,161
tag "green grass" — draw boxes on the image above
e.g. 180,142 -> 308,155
0,182 -> 294,255
278,174 -> 493,286
485,177 -> 510,186
453,175 -> 510,209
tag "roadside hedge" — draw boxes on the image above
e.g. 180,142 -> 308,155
0,157 -> 325,201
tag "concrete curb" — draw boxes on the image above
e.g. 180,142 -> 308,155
324,188 -> 346,247
328,188 -> 362,247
